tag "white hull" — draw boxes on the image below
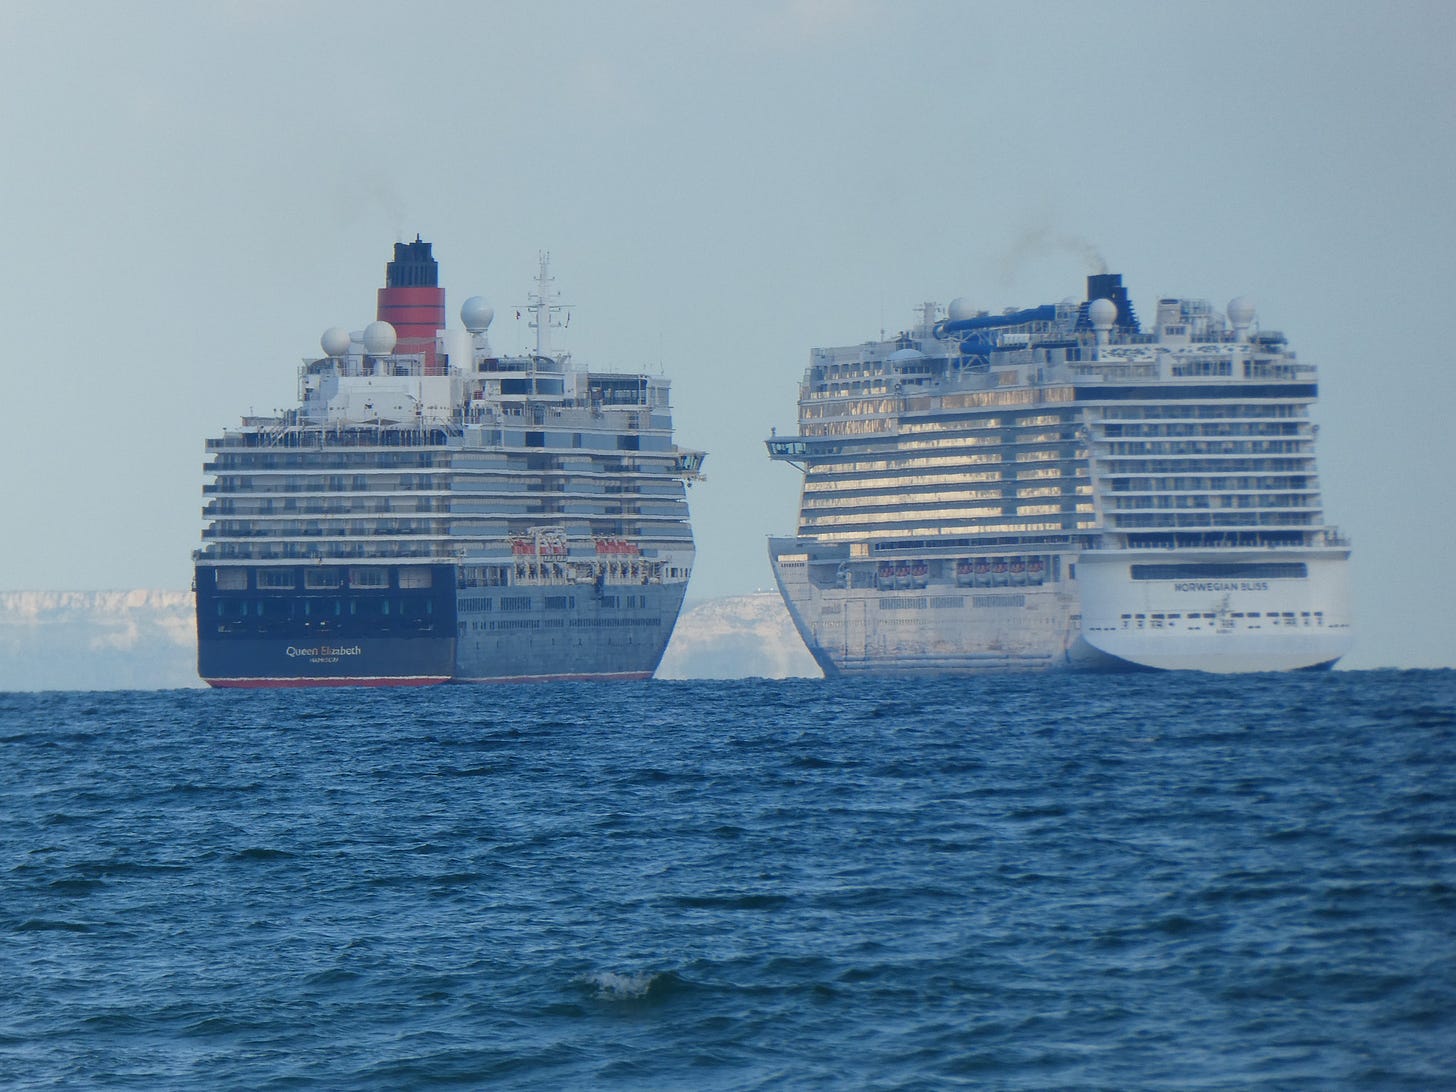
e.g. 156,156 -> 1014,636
770,540 -> 1351,675
1077,548 -> 1352,672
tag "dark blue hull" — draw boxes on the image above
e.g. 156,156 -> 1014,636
196,562 -> 456,688
196,563 -> 688,686
200,635 -> 455,687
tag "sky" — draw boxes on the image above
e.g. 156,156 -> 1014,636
1,0 -> 1453,670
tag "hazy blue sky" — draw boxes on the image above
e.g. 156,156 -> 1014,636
2,1 -> 1452,669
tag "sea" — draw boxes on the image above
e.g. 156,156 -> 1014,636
3,670 -> 1454,1090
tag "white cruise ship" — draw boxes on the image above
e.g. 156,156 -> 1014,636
767,273 -> 1352,674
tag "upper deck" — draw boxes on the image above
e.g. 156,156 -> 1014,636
770,275 -> 1316,458
768,274 -> 1341,554
199,246 -> 704,568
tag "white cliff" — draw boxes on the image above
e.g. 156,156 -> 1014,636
0,590 -> 200,691
656,592 -> 821,680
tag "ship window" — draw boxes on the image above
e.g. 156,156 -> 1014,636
525,431 -> 545,447
350,567 -> 388,588
258,569 -> 296,589
215,569 -> 248,590
1130,562 -> 1308,581
305,569 -> 341,589
399,567 -> 433,589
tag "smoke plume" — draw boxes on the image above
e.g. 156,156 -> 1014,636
1000,228 -> 1108,285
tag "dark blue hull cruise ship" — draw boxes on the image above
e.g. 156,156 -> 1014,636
194,241 -> 703,686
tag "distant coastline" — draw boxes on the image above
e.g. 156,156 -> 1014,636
0,590 -> 819,691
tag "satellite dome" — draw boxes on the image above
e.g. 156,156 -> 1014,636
1227,296 -> 1256,327
362,320 -> 397,356
320,326 -> 351,358
947,297 -> 976,322
887,347 -> 927,363
1088,298 -> 1118,329
461,296 -> 495,333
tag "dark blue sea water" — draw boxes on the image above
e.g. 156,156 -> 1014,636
3,671 -> 1454,1090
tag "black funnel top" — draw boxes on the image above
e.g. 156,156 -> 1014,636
385,236 -> 439,288
1081,273 -> 1140,333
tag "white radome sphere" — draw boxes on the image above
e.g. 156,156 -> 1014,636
1088,298 -> 1118,328
320,326 -> 352,358
1227,296 -> 1256,327
947,297 -> 976,322
461,296 -> 495,333
362,320 -> 397,356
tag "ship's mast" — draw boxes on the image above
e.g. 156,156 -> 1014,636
919,301 -> 939,334
525,251 -> 565,358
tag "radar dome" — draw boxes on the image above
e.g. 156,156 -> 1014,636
320,326 -> 352,358
947,297 -> 976,322
1088,298 -> 1118,329
362,320 -> 397,356
1227,296 -> 1256,328
461,296 -> 495,333
887,347 -> 927,363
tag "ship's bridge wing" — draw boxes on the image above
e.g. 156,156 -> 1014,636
767,436 -> 810,460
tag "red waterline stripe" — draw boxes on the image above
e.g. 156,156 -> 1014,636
448,671 -> 653,684
205,676 -> 448,689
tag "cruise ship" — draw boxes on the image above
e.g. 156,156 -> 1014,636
767,273 -> 1352,674
195,239 -> 704,686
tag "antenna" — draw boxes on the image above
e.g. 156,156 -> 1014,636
523,251 -> 567,358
